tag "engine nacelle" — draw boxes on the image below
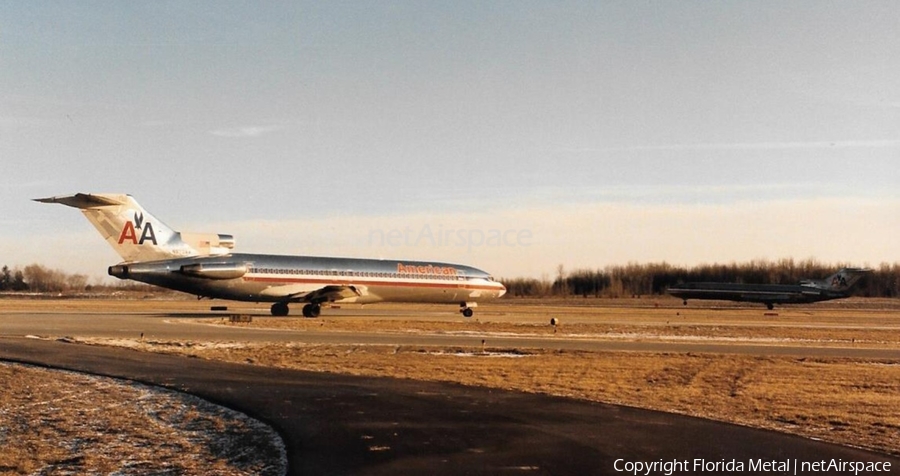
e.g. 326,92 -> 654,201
180,262 -> 247,280
108,264 -> 129,279
216,234 -> 236,250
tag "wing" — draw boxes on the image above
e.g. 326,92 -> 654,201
259,283 -> 366,303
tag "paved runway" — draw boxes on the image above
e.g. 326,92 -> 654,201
2,309 -> 899,359
1,308 -> 899,475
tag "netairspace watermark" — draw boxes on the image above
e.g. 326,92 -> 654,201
368,224 -> 532,252
613,458 -> 892,476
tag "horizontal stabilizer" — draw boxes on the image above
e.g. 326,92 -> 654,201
34,193 -> 127,209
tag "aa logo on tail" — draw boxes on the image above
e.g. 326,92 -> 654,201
117,211 -> 158,245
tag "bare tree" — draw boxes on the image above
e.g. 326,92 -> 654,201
66,274 -> 89,292
0,265 -> 11,291
23,264 -> 66,292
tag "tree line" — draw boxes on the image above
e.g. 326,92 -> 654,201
501,259 -> 900,299
0,266 -> 27,291
0,264 -> 91,293
0,264 -> 164,294
3,259 -> 899,299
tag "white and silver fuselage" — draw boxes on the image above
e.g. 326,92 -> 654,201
36,193 -> 506,316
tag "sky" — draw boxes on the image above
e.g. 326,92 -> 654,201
1,1 -> 898,281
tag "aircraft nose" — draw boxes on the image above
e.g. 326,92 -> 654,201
497,282 -> 507,298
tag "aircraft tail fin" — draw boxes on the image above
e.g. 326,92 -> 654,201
35,193 -> 234,262
802,268 -> 871,292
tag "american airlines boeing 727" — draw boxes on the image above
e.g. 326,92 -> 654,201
36,193 -> 506,317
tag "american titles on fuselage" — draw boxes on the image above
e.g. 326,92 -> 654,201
396,263 -> 458,276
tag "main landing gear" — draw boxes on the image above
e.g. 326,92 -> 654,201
302,303 -> 321,318
271,302 -> 289,316
269,302 -> 321,317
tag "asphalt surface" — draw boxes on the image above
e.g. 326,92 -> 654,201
2,337 -> 898,476
1,308 -> 899,475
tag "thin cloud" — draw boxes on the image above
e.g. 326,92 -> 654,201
564,140 -> 900,153
0,115 -> 46,130
209,125 -> 283,138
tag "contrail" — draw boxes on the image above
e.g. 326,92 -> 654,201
564,139 -> 900,153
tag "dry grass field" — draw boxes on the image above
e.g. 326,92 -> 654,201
2,296 -> 899,473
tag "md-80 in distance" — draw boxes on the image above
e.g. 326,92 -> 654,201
666,268 -> 871,310
36,193 -> 506,317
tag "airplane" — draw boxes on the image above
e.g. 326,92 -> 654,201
666,268 -> 871,310
36,193 -> 506,317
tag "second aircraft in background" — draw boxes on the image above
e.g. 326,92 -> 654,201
666,268 -> 870,309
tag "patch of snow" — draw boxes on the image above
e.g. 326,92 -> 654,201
424,351 -> 531,358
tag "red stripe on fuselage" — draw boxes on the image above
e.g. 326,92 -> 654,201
243,275 -> 503,292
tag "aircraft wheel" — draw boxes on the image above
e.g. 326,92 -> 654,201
271,302 -> 289,316
302,304 -> 321,318
462,308 -> 474,318
766,303 -> 774,310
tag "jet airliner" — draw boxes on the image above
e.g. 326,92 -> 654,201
666,268 -> 870,309
36,193 -> 506,317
